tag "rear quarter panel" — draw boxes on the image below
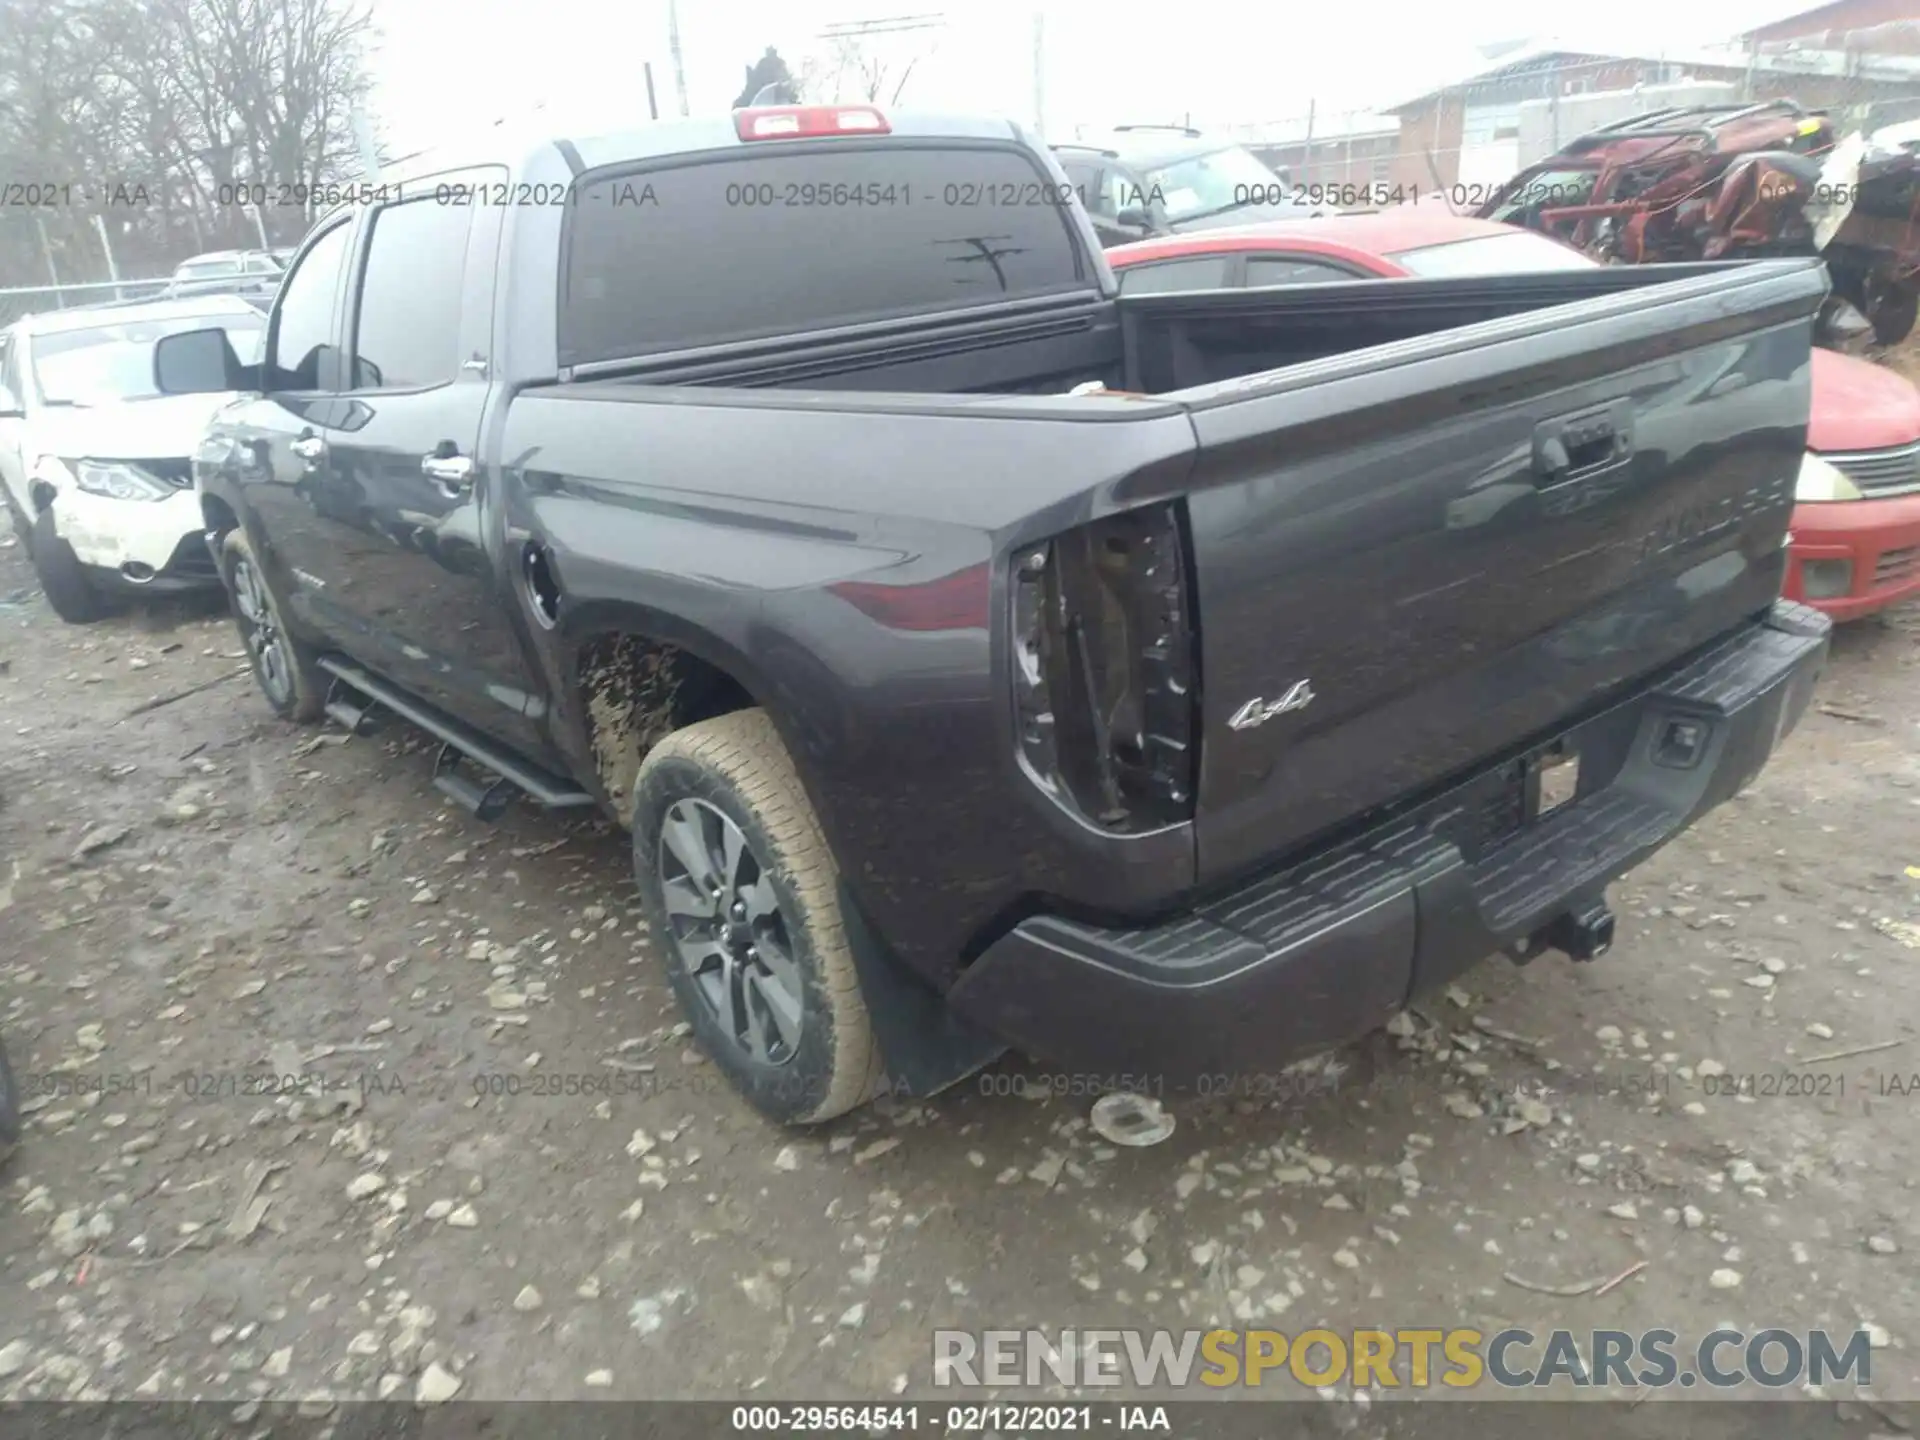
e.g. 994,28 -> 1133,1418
498,385 -> 1202,985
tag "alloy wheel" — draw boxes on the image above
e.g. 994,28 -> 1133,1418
657,798 -> 804,1066
231,556 -> 292,707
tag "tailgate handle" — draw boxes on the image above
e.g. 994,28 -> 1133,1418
1533,403 -> 1633,485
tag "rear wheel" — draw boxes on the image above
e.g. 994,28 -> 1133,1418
29,505 -> 112,624
1866,278 -> 1919,347
2,482 -> 27,542
631,708 -> 883,1125
221,528 -> 325,721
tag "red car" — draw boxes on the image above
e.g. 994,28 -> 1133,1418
1107,211 -> 1920,621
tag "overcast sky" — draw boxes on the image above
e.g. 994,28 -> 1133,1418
364,0 -> 1804,158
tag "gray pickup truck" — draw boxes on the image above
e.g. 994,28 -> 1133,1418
152,103 -> 1831,1125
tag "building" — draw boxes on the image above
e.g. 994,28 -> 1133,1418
1380,38 -> 1920,192
1739,0 -> 1920,48
1224,114 -> 1402,195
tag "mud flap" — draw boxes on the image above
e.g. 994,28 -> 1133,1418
837,879 -> 1007,1098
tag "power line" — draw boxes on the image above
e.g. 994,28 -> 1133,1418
819,14 -> 945,39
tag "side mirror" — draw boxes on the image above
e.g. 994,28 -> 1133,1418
154,327 -> 255,396
1115,205 -> 1149,230
0,385 -> 22,420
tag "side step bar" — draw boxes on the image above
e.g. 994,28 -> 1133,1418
316,658 -> 596,820
324,674 -> 383,735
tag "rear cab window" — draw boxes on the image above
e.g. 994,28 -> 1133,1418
559,143 -> 1094,366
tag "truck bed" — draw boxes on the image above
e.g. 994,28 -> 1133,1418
566,260 -> 1774,397
525,255 -> 1825,920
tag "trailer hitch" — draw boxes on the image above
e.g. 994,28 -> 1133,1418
1506,895 -> 1616,966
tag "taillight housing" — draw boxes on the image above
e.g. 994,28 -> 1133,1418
1011,502 -> 1197,834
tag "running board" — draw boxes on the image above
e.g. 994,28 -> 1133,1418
315,658 -> 595,819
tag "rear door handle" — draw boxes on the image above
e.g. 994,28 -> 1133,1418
421,453 -> 474,492
291,434 -> 326,463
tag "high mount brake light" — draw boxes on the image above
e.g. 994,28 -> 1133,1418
734,106 -> 890,141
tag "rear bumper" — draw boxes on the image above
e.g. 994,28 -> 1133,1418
1784,494 -> 1920,621
947,601 -> 1829,1085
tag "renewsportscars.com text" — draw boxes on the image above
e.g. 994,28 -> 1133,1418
932,1327 -> 1872,1391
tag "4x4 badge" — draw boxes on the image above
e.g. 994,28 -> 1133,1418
1228,680 -> 1315,731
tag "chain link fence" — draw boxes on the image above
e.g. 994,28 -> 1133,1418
0,185 -> 310,328
0,278 -> 174,330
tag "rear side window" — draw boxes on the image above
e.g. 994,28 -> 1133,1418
1243,256 -> 1362,287
350,199 -> 474,389
560,145 -> 1089,365
1117,257 -> 1234,294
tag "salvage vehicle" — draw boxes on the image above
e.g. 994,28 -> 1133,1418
1474,100 -> 1920,346
0,296 -> 268,622
1815,129 -> 1920,346
151,104 -> 1830,1126
1052,124 -> 1310,247
1107,210 -> 1920,620
1794,351 -> 1920,619
163,249 -> 285,304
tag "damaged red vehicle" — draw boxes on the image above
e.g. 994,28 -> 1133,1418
1798,350 -> 1920,620
1476,101 -> 1920,346
1107,210 -> 1920,620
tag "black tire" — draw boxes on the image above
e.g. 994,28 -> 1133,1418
1867,282 -> 1919,347
2,482 -> 27,542
0,1035 -> 20,1167
220,528 -> 325,722
29,505 -> 112,624
631,708 -> 883,1125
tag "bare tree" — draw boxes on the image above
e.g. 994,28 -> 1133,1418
817,30 -> 940,107
0,0 -> 377,291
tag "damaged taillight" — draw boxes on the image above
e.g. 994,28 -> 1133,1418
1011,502 -> 1197,833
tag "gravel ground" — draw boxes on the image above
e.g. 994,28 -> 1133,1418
1,508 -> 1917,1437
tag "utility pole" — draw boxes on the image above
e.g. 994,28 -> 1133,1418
91,213 -> 121,299
33,215 -> 65,308
350,104 -> 381,181
1032,9 -> 1045,137
667,0 -> 690,116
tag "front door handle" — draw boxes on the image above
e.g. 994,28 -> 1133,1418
421,453 -> 474,491
291,433 -> 326,464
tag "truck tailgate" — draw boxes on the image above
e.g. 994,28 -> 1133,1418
1160,260 -> 1828,884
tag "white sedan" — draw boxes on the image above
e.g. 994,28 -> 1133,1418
0,295 -> 264,623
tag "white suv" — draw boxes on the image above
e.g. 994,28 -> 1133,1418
0,296 -> 266,622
